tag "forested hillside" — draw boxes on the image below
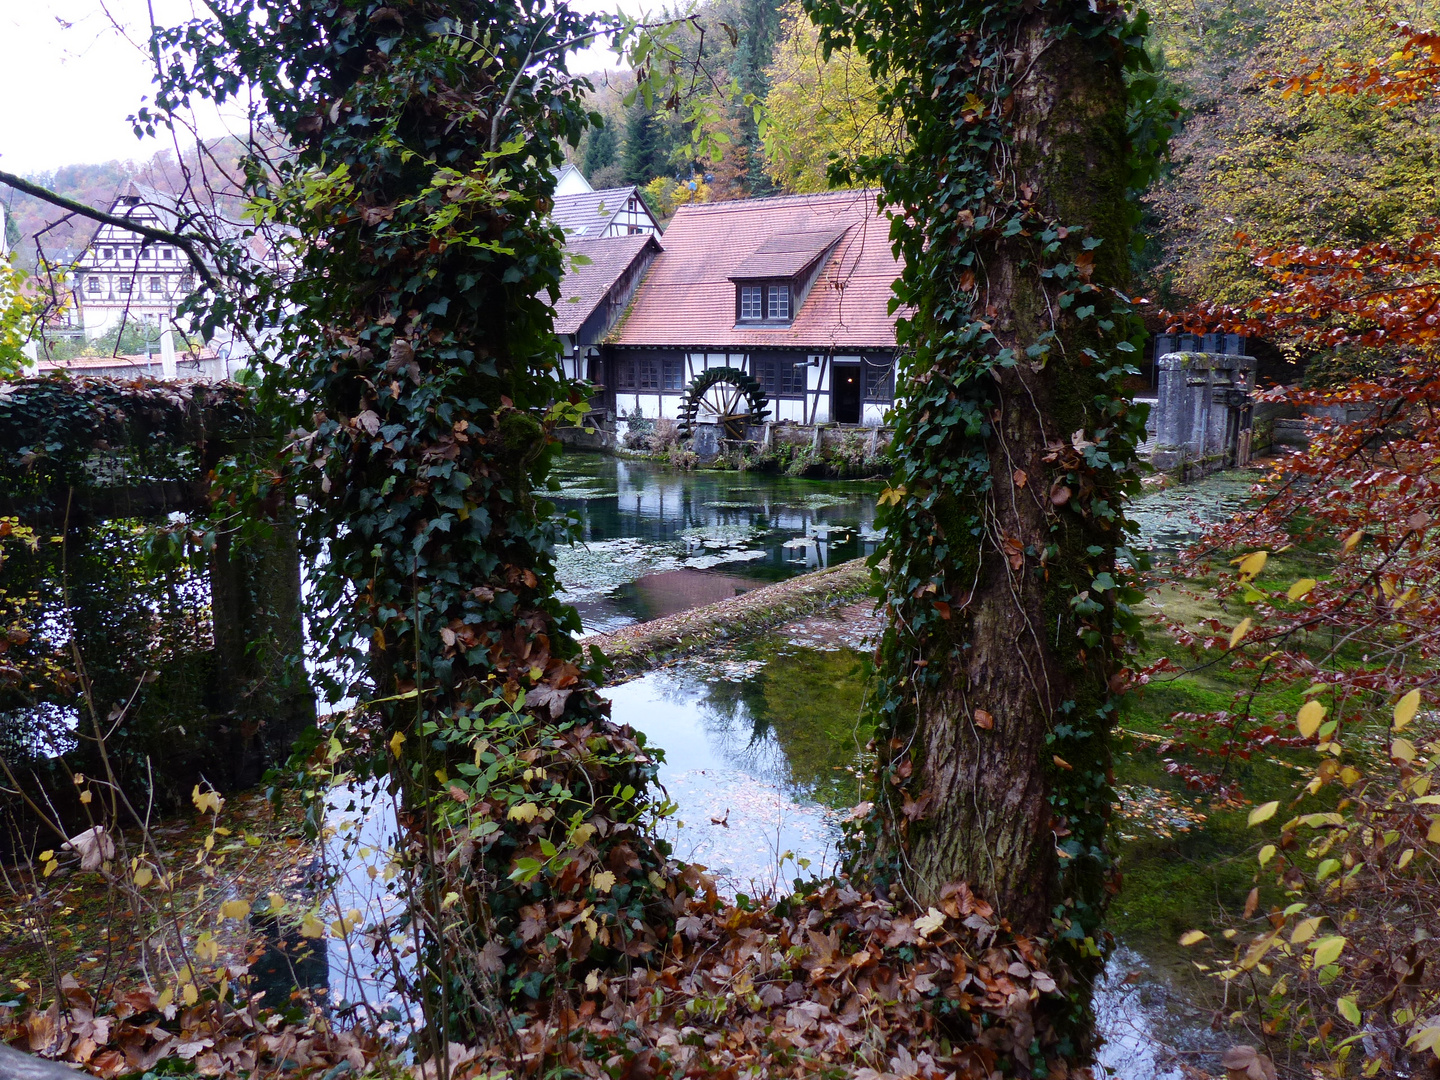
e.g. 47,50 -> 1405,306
1141,0 -> 1440,312
8,0 -> 1440,327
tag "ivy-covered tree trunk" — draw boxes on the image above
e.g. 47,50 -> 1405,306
814,0 -> 1157,946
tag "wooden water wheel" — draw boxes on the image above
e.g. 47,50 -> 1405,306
678,367 -> 769,440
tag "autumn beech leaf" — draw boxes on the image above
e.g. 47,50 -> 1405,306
1290,916 -> 1322,944
219,899 -> 251,921
1233,550 -> 1268,580
1287,577 -> 1317,600
1249,801 -> 1279,826
1229,618 -> 1252,648
1311,935 -> 1346,967
1392,738 -> 1417,763
1394,689 -> 1421,731
1179,929 -> 1207,946
1342,529 -> 1364,553
1297,700 -> 1327,739
1257,844 -> 1276,866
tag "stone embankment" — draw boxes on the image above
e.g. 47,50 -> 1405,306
580,557 -> 875,679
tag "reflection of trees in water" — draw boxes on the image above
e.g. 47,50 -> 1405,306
684,648 -> 872,808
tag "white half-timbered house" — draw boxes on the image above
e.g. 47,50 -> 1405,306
599,189 -> 901,426
71,184 -> 200,339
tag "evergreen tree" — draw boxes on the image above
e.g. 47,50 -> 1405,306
582,121 -> 618,180
621,105 -> 670,185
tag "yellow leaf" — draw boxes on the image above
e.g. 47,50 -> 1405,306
913,906 -> 946,939
219,900 -> 251,921
1257,844 -> 1276,867
1398,848 -> 1415,869
592,870 -> 617,894
1427,817 -> 1440,843
585,970 -> 602,993
300,913 -> 325,939
441,891 -> 461,909
267,892 -> 287,914
389,730 -> 406,757
1290,916 -> 1322,944
79,790 -> 92,805
1249,801 -> 1279,826
1297,700 -> 1327,739
38,850 -> 53,863
1287,578 -> 1317,601
1340,766 -> 1361,786
1342,529 -> 1363,553
507,802 -> 538,823
1229,618 -> 1253,649
1395,690 -> 1422,732
194,932 -> 219,963
157,987 -> 174,1011
191,785 -> 224,815
1311,935 -> 1346,967
1235,551 -> 1268,580
134,867 -> 154,889
182,982 -> 199,1006
1179,930 -> 1207,946
1392,738 -> 1417,763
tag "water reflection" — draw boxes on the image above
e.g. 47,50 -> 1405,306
603,641 -> 872,891
551,454 -> 883,632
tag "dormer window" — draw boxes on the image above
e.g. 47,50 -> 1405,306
768,284 -> 790,320
740,285 -> 763,320
737,281 -> 792,323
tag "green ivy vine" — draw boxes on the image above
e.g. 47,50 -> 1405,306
801,0 -> 1174,1030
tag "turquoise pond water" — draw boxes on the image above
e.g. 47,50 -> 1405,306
552,452 -> 1256,633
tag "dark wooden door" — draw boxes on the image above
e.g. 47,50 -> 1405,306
832,363 -> 861,424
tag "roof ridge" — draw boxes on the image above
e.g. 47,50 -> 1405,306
675,188 -> 882,213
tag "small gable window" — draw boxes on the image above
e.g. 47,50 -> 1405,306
768,284 -> 790,321
737,282 -> 794,323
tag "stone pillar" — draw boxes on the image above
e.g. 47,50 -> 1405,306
209,509 -> 316,788
160,329 -> 178,380
1151,352 -> 1256,478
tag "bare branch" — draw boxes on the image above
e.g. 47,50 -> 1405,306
0,169 -> 223,296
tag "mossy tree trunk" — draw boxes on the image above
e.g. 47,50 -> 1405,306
849,1 -> 1148,949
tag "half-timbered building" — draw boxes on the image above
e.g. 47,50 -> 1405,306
597,189 -> 901,428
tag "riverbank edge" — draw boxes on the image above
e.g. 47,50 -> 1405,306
580,557 -> 876,681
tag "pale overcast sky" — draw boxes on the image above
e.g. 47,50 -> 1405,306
0,1 -> 636,177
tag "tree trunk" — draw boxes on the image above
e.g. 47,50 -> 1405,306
877,9 -> 1137,940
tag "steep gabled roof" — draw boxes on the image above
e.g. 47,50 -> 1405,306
552,186 -> 656,237
551,234 -> 661,335
610,190 -> 902,350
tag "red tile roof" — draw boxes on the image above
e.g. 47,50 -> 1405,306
609,190 -> 902,351
552,234 -> 660,335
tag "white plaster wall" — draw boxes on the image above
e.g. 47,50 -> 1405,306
862,403 -> 888,427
